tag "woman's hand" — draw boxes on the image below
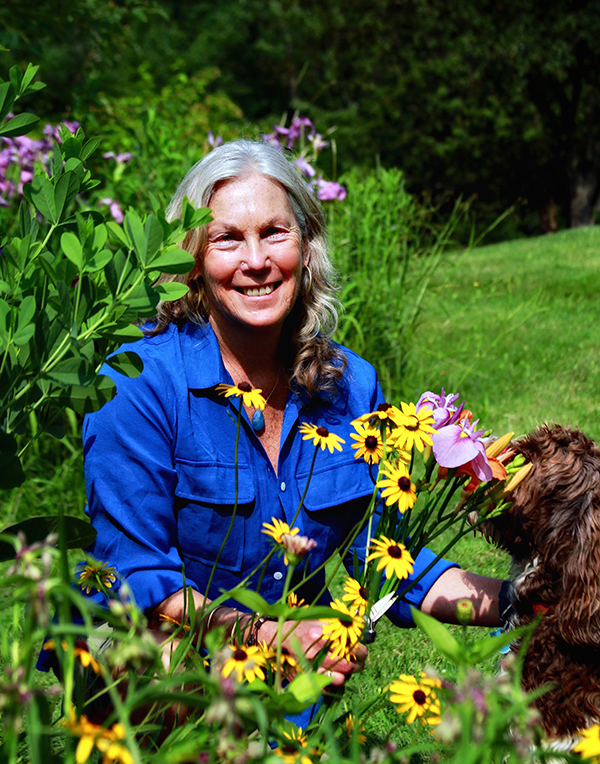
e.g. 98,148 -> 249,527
260,618 -> 368,687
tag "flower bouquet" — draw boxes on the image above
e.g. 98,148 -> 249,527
341,389 -> 531,642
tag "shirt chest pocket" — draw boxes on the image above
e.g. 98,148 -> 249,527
298,457 -> 375,544
174,459 -> 256,573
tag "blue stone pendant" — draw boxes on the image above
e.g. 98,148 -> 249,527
251,409 -> 265,431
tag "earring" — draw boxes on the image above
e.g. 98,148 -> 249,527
302,265 -> 313,296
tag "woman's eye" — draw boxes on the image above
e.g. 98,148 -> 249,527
264,227 -> 283,237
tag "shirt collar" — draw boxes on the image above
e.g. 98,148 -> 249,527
179,321 -> 343,408
180,321 -> 233,390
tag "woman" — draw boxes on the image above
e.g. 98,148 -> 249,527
83,140 -> 503,689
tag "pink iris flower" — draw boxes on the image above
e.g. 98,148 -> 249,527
432,417 -> 493,482
417,388 -> 463,428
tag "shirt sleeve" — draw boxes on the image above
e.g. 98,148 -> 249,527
83,341 -> 196,614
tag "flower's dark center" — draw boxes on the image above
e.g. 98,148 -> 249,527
405,416 -> 420,431
316,426 -> 329,437
365,436 -> 378,449
359,587 -> 369,600
413,689 -> 427,706
238,381 -> 252,392
233,649 -> 247,661
388,545 -> 402,559
398,476 -> 412,491
282,646 -> 290,656
377,402 -> 391,412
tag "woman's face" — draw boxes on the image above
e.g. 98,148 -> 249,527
199,172 -> 307,339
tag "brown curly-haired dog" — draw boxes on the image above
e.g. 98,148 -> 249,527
481,423 -> 600,740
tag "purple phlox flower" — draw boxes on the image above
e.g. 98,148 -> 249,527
102,151 -> 133,164
311,177 -> 347,201
207,130 -> 223,149
309,132 -> 330,153
260,131 -> 284,150
432,417 -> 492,481
99,197 -> 124,224
417,388 -> 464,428
293,156 -> 316,179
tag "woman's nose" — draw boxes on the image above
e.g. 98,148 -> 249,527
241,237 -> 269,271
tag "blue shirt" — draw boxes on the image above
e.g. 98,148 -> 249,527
83,321 -> 457,626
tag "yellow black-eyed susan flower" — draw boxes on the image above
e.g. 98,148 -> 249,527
341,576 -> 370,615
388,671 -> 442,726
43,639 -> 103,676
574,724 -> 600,760
353,402 -> 402,429
221,644 -> 267,683
392,402 -> 436,453
321,598 -> 364,660
287,591 -> 307,608
298,423 -> 345,453
367,536 -> 414,581
376,463 -> 417,512
215,381 -> 266,410
262,517 -> 299,544
350,422 -> 384,464
78,561 -> 117,595
274,725 -> 313,764
62,709 -> 133,764
345,713 -> 367,746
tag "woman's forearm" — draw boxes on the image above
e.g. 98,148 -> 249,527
420,568 -> 504,626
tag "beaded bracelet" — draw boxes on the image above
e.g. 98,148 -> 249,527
246,614 -> 277,647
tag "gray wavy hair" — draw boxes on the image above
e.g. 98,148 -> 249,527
151,139 -> 346,395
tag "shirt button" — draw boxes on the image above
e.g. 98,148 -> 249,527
280,481 -> 286,492
273,571 -> 283,581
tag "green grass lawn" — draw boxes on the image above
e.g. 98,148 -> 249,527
1,225 -> 598,753
406,225 -> 600,441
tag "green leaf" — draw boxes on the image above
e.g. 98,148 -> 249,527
0,431 -> 25,488
181,199 -> 212,230
0,111 -> 39,138
0,516 -> 97,562
54,171 -> 80,222
106,222 -> 130,248
148,246 -> 196,274
286,672 -> 331,705
93,223 -> 108,251
19,63 -> 40,95
153,283 -> 190,302
97,324 -> 144,343
144,215 -> 164,261
46,357 -> 95,387
125,210 -> 147,265
412,607 -> 466,664
81,136 -> 102,162
61,231 -> 84,269
106,351 -> 144,378
85,249 -> 113,272
123,284 -> 160,313
51,375 -> 117,415
28,174 -> 57,223
468,626 -> 529,663
0,80 -> 15,122
8,64 -> 23,93
0,455 -> 26,489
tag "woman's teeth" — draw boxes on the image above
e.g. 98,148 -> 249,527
242,284 -> 275,297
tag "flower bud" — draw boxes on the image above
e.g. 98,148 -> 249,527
456,598 -> 474,625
